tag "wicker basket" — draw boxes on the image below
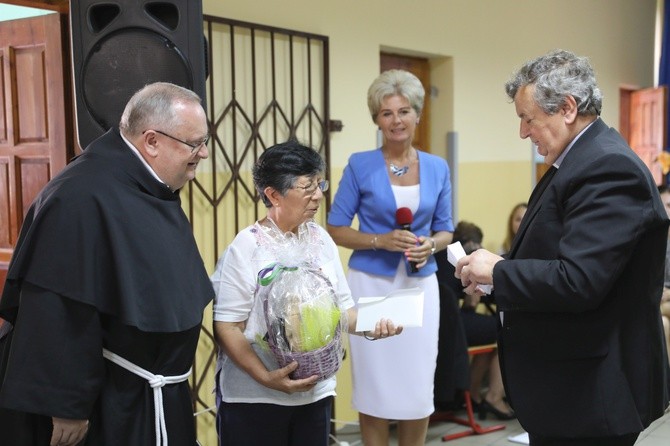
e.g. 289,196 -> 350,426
258,264 -> 344,382
268,323 -> 343,381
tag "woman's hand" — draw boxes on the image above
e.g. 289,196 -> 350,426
262,361 -> 319,394
363,318 -> 403,340
405,236 -> 436,269
377,229 -> 419,253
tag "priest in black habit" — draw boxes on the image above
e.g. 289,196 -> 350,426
0,82 -> 214,445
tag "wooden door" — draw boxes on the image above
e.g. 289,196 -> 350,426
535,162 -> 551,184
628,86 -> 667,185
380,53 -> 431,153
0,12 -> 71,288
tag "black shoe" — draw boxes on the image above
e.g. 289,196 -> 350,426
469,398 -> 482,412
478,399 -> 515,421
434,401 -> 462,413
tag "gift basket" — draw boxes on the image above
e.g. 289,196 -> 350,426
257,262 -> 345,381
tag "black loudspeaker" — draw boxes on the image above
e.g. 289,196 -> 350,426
70,0 -> 206,149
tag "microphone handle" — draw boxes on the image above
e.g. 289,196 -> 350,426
399,223 -> 419,273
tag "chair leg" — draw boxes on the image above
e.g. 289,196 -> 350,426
431,390 -> 506,442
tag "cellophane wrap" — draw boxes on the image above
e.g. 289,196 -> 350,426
258,264 -> 345,381
254,219 -> 346,381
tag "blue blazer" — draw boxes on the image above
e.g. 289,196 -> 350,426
327,148 -> 453,277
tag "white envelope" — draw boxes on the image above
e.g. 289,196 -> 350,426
355,287 -> 424,331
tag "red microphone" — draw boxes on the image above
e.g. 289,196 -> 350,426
396,207 -> 413,231
395,207 -> 419,273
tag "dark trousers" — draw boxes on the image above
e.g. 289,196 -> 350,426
217,396 -> 333,446
529,432 -> 639,446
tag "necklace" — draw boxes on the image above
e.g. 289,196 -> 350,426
389,163 -> 410,176
386,148 -> 415,177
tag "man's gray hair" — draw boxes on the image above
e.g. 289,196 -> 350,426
504,49 -> 602,116
119,82 -> 202,137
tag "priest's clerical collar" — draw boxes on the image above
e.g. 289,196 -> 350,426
120,130 -> 173,192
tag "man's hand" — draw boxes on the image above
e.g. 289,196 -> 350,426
455,249 -> 504,296
51,417 -> 88,446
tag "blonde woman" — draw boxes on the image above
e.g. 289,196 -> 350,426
328,70 -> 453,446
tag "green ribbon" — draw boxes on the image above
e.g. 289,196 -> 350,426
258,263 -> 298,286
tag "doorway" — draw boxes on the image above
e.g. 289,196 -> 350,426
0,2 -> 72,290
380,52 -> 431,153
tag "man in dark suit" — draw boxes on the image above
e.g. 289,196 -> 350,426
456,49 -> 670,446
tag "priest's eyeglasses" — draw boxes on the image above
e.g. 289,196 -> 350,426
147,129 -> 210,153
294,180 -> 329,196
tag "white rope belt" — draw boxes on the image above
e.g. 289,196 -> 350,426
102,348 -> 192,446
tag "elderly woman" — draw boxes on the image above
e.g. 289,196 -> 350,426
327,70 -> 454,446
212,141 -> 401,446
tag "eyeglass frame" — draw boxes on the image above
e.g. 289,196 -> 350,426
293,179 -> 329,196
144,129 -> 210,153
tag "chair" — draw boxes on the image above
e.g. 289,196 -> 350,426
431,343 -> 506,442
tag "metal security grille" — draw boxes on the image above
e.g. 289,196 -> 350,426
184,16 -> 330,443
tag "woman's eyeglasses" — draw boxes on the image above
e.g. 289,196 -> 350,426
293,180 -> 329,196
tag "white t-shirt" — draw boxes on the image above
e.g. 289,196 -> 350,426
212,220 -> 354,405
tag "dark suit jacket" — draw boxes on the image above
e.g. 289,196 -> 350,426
493,118 -> 670,437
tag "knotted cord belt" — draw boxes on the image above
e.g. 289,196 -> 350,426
102,348 -> 192,446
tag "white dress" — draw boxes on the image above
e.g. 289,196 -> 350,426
348,185 -> 439,419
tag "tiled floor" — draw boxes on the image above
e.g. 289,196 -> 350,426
331,406 -> 670,445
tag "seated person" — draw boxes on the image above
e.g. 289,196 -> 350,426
433,280 -> 470,412
435,221 -> 515,420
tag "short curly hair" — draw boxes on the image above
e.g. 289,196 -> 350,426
504,49 -> 602,117
253,140 -> 325,208
367,69 -> 425,123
